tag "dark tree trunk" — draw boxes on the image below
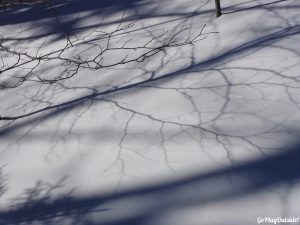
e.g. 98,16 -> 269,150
215,0 -> 222,17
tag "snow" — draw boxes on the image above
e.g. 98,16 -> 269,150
0,0 -> 300,224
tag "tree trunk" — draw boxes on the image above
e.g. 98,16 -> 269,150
215,0 -> 222,17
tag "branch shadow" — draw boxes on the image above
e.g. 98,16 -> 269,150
0,0 -> 212,42
0,0 -> 145,24
223,0 -> 292,15
0,141 -> 300,224
0,165 -> 8,200
0,0 -> 150,42
1,23 -> 299,133
0,2 -> 300,224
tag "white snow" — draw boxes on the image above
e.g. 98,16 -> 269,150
0,0 -> 300,224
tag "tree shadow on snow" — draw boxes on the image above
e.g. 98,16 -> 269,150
0,141 -> 299,224
0,2 -> 300,224
0,22 -> 299,130
0,0 -> 212,42
0,0 -> 150,42
223,0 -> 293,15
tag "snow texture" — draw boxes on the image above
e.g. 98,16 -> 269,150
0,0 -> 300,224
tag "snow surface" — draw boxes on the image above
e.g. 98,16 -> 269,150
0,0 -> 300,224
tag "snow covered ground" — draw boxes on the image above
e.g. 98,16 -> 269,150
0,0 -> 300,224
